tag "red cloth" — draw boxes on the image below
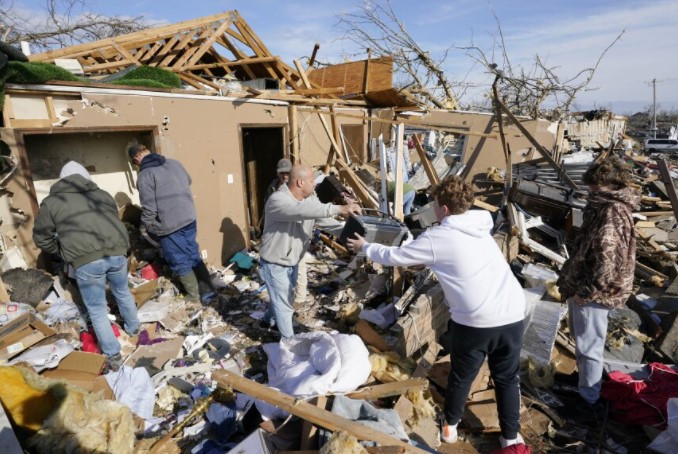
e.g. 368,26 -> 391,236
490,444 -> 530,454
140,263 -> 161,280
601,362 -> 678,429
80,325 -> 121,354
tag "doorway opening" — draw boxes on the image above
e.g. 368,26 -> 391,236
241,127 -> 285,230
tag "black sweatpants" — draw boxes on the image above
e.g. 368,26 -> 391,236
445,318 -> 524,439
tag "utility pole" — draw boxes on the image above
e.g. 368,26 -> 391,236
652,78 -> 657,139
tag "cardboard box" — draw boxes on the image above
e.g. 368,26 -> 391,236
42,351 -> 106,392
131,279 -> 158,307
0,313 -> 55,362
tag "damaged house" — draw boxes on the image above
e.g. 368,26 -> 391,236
0,10 -> 573,269
3,8 -> 671,454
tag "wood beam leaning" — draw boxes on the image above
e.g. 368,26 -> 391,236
211,369 -> 429,454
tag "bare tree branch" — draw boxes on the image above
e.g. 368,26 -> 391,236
0,0 -> 149,53
337,0 -> 461,109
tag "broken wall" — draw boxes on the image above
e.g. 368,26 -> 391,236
563,115 -> 627,149
371,108 -> 557,183
1,85 -> 368,267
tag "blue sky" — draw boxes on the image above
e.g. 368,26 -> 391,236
15,0 -> 678,112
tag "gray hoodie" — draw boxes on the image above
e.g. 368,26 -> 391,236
136,154 -> 196,236
260,184 -> 341,266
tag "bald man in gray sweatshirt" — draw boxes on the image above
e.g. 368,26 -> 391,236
260,164 -> 360,337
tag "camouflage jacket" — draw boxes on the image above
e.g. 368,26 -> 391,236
557,187 -> 639,308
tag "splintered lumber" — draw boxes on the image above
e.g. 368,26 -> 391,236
345,378 -> 428,400
473,199 -> 499,213
412,134 -> 439,186
211,370 -> 429,454
332,111 -> 497,139
495,98 -> 579,190
318,233 -> 349,255
354,319 -> 392,352
658,159 -> 678,222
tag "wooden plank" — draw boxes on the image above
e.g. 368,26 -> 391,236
333,111 -> 497,139
363,49 -> 372,93
185,17 -> 235,68
393,123 -> 405,221
412,134 -> 439,186
496,99 -> 579,190
294,59 -> 313,89
299,396 -> 328,450
211,370 -> 429,454
345,378 -> 428,400
44,96 -> 57,123
354,319 -> 392,352
318,233 -> 348,255
233,19 -> 278,80
181,56 -> 278,71
216,35 -> 259,81
298,87 -> 345,96
289,104 -> 299,162
30,11 -> 237,61
307,56 -> 393,95
658,159 -> 678,223
335,158 -> 379,209
171,25 -> 215,69
148,36 -> 180,66
160,30 -> 198,67
473,199 -> 499,213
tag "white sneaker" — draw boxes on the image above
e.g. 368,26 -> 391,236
499,433 -> 525,448
441,423 -> 458,444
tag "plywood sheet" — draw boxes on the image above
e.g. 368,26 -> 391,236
308,57 -> 393,95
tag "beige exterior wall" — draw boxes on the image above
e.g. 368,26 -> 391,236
1,86 -> 367,267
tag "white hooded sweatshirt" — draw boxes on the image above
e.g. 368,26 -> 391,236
363,210 -> 525,328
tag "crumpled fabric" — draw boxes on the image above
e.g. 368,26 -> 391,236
601,362 -> 678,429
105,366 -> 155,421
9,339 -> 74,372
42,298 -> 85,326
256,331 -> 371,419
319,395 -> 410,447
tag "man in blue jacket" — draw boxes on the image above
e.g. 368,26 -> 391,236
128,144 -> 216,304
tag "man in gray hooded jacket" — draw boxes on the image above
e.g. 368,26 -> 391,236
129,144 -> 216,303
260,164 -> 360,337
33,161 -> 139,371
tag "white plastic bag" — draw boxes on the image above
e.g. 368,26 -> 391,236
648,398 -> 678,453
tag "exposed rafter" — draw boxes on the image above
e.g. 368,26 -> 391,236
28,10 -> 319,93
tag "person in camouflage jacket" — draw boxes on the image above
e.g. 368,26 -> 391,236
556,156 -> 640,421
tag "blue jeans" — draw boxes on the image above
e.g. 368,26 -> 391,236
260,259 -> 298,338
403,190 -> 415,215
75,255 -> 140,357
160,221 -> 202,276
380,190 -> 416,216
568,299 -> 610,403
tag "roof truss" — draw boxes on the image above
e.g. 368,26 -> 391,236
29,10 -> 318,92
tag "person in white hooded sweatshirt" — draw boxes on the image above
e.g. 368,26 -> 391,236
348,175 -> 526,448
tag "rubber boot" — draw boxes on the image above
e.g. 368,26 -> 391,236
178,272 -> 200,303
193,261 -> 217,303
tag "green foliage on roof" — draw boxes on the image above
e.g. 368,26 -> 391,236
113,66 -> 181,89
6,61 -> 82,84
